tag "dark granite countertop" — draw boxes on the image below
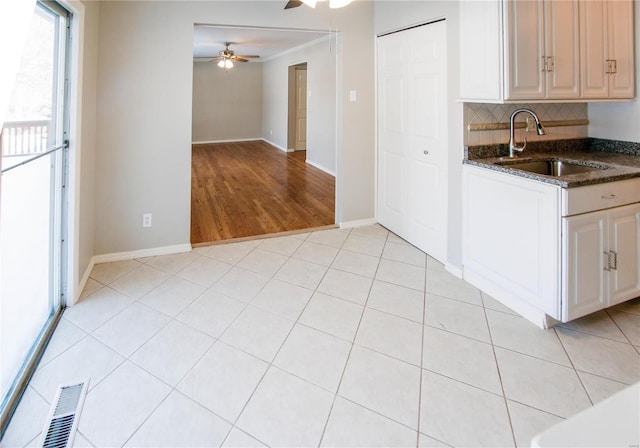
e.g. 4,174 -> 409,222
464,138 -> 640,188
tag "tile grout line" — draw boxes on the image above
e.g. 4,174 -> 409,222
416,252 -> 427,448
221,227 -> 356,447
479,290 -> 518,448
603,308 -> 638,347
119,242 -> 267,448
316,228 -> 387,448
556,322 -> 637,345
26,226 -> 637,447
121,235 -> 299,448
553,327 -> 595,407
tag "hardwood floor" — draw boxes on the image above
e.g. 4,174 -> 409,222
191,140 -> 335,244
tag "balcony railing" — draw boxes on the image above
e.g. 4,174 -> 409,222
1,120 -> 50,157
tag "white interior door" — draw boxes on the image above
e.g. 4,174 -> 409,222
295,68 -> 307,151
377,20 -> 448,263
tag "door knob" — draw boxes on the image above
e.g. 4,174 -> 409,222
423,150 -> 429,155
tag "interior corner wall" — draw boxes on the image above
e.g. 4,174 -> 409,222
93,1 -> 375,255
588,1 -> 640,143
262,37 -> 337,174
192,60 -> 263,143
77,0 -> 99,292
374,1 -> 464,270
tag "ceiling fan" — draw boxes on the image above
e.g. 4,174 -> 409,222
198,42 -> 260,69
285,0 -> 352,9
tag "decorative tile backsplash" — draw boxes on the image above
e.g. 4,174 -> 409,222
464,103 -> 589,146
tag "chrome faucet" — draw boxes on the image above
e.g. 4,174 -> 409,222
508,108 -> 546,157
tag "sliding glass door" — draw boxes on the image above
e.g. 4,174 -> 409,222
0,0 -> 70,436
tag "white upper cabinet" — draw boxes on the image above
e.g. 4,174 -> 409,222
506,0 -> 580,100
544,0 -> 581,99
580,0 -> 635,99
459,0 -> 503,101
460,0 -> 634,102
505,0 -> 546,100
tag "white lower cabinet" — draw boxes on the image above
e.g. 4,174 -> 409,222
463,165 -> 640,327
563,204 -> 640,321
463,166 -> 561,323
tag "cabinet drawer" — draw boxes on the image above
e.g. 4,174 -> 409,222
562,179 -> 640,216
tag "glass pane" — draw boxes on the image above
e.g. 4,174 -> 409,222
0,3 -> 63,401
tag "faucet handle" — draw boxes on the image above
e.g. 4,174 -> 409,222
512,137 -> 527,153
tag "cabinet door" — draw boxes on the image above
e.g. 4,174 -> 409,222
465,167 -> 560,317
608,204 -> 640,306
545,0 -> 580,99
459,0 -> 503,101
580,0 -> 609,98
607,0 -> 635,98
563,212 -> 608,321
505,0 -> 545,100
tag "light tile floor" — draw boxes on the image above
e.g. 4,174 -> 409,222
2,225 -> 639,448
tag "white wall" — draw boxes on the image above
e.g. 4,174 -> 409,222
588,0 -> 640,143
77,0 -> 99,294
374,1 -> 464,270
262,36 -> 337,174
93,1 -> 374,255
192,60 -> 263,143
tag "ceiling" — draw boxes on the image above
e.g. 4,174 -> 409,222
193,25 -> 330,61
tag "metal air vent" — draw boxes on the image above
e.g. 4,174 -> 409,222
39,380 -> 89,448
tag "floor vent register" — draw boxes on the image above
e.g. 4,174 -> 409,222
39,380 -> 89,448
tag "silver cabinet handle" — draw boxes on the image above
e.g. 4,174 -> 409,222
610,251 -> 618,270
604,251 -> 611,271
601,194 -> 618,200
423,150 -> 429,155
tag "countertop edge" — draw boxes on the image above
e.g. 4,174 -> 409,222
463,155 -> 640,188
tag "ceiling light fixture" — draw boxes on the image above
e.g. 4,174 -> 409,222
329,0 -> 352,7
217,58 -> 233,69
300,0 -> 351,8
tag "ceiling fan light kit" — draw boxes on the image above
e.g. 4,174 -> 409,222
209,42 -> 259,70
285,0 -> 352,9
217,59 -> 233,69
329,0 -> 352,8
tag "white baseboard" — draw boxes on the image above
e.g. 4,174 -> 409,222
93,244 -> 192,264
445,263 -> 463,279
261,139 -> 291,153
306,159 -> 336,177
192,138 -> 261,145
73,256 -> 96,306
340,218 -> 378,229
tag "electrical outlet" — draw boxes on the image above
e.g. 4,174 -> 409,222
142,213 -> 152,228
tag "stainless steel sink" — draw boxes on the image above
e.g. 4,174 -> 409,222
496,159 -> 609,177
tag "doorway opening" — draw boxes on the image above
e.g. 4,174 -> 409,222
190,25 -> 338,245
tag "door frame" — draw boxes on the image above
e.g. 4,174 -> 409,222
0,0 -> 73,438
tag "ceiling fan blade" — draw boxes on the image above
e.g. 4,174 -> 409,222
285,0 -> 303,9
236,55 -> 260,59
233,57 -> 250,62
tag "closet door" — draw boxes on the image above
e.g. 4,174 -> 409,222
377,20 -> 448,263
